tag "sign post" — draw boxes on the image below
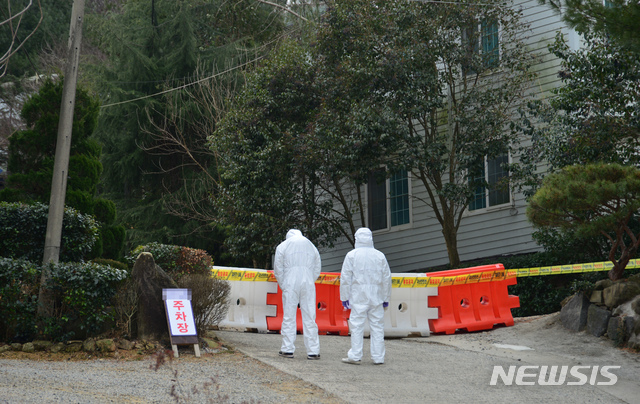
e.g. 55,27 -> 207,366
163,289 -> 200,358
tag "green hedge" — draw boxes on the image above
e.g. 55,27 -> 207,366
0,202 -> 99,262
0,258 -> 127,342
0,259 -> 40,342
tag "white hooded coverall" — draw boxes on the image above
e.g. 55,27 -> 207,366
340,228 -> 392,363
274,229 -> 321,355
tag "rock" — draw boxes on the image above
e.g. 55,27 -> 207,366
607,316 -> 634,345
65,341 -> 83,352
590,290 -> 603,304
560,294 -> 574,307
594,279 -> 613,291
633,295 -> 640,315
32,340 -> 53,351
22,342 -> 35,353
96,339 -> 116,352
0,345 -> 11,353
603,281 -> 640,309
627,322 -> 640,350
628,273 -> 640,286
83,338 -> 96,352
132,252 -> 178,341
10,343 -> 22,351
50,342 -> 65,353
560,292 -> 591,331
117,339 -> 136,350
587,304 -> 611,337
613,296 -> 636,317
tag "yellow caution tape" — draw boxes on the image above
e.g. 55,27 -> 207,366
514,260 -> 628,277
211,259 -> 635,288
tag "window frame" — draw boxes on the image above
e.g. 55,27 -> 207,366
461,17 -> 501,73
366,168 -> 412,233
467,154 -> 511,214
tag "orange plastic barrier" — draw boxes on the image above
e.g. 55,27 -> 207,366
426,264 -> 519,334
265,273 -> 350,335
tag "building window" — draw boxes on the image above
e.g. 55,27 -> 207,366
481,18 -> 499,68
367,169 -> 411,231
469,154 -> 510,211
368,168 -> 388,231
462,18 -> 500,72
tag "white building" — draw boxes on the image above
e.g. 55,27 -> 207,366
318,1 -> 580,273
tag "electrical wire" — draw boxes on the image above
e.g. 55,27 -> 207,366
100,55 -> 265,108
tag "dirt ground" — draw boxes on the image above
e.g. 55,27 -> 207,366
2,314 -> 638,403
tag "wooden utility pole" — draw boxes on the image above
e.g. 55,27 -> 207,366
39,0 -> 85,316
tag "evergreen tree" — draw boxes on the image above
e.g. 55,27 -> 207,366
0,78 -> 125,259
86,0 -> 286,261
0,0 -> 72,79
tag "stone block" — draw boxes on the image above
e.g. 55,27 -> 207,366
10,343 -> 22,351
607,316 -> 634,345
83,338 -> 96,352
603,281 -> 640,309
632,295 -> 640,315
132,252 -> 178,341
117,339 -> 136,350
0,345 -> 11,353
590,290 -> 603,304
32,340 -> 53,351
627,321 -> 640,350
50,342 -> 65,353
65,341 -> 83,352
560,292 -> 591,332
594,279 -> 613,291
97,339 -> 116,352
21,342 -> 35,353
587,304 -> 611,337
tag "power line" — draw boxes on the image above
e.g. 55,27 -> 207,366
100,55 -> 265,108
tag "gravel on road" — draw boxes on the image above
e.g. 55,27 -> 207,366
1,313 -> 638,404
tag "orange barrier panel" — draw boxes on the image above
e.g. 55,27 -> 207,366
426,264 -> 519,334
265,274 -> 350,335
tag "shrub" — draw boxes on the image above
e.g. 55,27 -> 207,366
112,277 -> 138,339
497,252 -> 639,317
126,243 -> 213,277
100,224 -> 126,260
0,258 -> 127,342
176,247 -> 213,276
92,258 -> 129,271
127,242 -> 181,272
43,261 -> 128,340
0,258 -> 40,342
176,274 -> 230,332
0,201 -> 99,262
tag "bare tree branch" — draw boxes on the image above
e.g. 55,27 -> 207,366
255,0 -> 308,22
1,0 -> 43,78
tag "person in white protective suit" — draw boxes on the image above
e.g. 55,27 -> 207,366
340,227 -> 392,365
273,229 -> 322,360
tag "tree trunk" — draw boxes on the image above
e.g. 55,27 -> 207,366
608,263 -> 624,281
441,218 -> 461,268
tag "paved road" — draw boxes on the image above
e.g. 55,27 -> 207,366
216,314 -> 640,404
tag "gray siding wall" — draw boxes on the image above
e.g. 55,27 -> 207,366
319,1 -> 575,273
